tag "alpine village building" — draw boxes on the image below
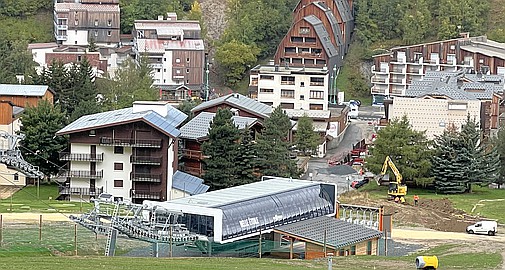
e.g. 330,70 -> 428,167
56,101 -> 208,203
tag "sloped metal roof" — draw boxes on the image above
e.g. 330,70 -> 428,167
168,177 -> 321,208
284,109 -> 331,119
313,2 -> 343,47
172,170 -> 209,195
304,15 -> 338,57
191,93 -> 272,118
57,107 -> 182,138
179,112 -> 258,140
275,216 -> 382,249
292,121 -> 328,132
0,84 -> 50,96
334,0 -> 353,22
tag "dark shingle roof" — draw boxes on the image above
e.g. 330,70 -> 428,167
275,216 -> 382,249
172,171 -> 209,195
304,15 -> 338,57
179,111 -> 258,140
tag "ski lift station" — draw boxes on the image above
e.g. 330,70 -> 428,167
143,176 -> 337,244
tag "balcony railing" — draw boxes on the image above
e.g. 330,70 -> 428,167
371,76 -> 387,83
131,173 -> 162,183
371,86 -> 387,94
180,149 -> 206,160
59,170 -> 103,178
56,24 -> 68,30
130,155 -> 162,165
100,137 -> 162,148
280,81 -> 295,85
132,191 -> 161,200
59,187 -> 103,196
55,35 -> 67,41
59,152 -> 104,162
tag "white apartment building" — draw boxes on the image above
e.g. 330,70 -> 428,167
249,65 -> 329,110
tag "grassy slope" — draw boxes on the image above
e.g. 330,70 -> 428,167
0,184 -> 93,213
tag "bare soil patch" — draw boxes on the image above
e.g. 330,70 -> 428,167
341,192 -> 477,232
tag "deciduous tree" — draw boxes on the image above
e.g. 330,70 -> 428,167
294,115 -> 320,156
215,40 -> 259,87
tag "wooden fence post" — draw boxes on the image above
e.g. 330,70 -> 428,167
39,215 -> 42,241
74,224 -> 78,256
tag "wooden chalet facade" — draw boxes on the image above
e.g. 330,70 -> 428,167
0,84 -> 54,125
274,0 -> 354,70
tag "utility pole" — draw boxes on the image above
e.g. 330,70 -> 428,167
333,65 -> 338,104
204,62 -> 210,101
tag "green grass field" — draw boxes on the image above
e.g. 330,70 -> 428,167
0,184 -> 93,213
357,183 -> 505,223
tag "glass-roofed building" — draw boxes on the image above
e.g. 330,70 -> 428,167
143,177 -> 337,243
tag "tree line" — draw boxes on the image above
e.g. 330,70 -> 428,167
366,116 -> 503,194
202,106 -> 321,190
355,0 -> 489,46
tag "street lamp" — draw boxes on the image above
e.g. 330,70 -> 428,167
204,62 -> 210,101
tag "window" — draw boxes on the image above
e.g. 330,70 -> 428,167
259,88 -> 273,93
299,47 -> 310,53
260,75 -> 274,80
350,245 -> 356,255
305,37 -> 316,43
316,59 -> 326,65
310,90 -> 324,99
300,95 -> 305,100
75,41 -> 77,45
281,76 -> 295,85
281,89 -> 295,98
300,82 -> 305,87
299,27 -> 310,34
163,69 -> 166,72
284,47 -> 296,53
13,173 -> 19,182
186,57 -> 190,62
310,77 -> 325,86
89,130 -> 96,136
280,102 -> 294,109
339,249 -> 345,256
366,241 -> 372,255
94,19 -> 98,26
114,179 -> 123,187
290,36 -> 304,43
176,69 -> 181,74
94,30 -> 98,36
77,55 -> 82,62
186,79 -> 189,84
114,146 -> 124,154
186,68 -> 190,73
107,31 -> 112,36
163,58 -> 166,61
75,19 -> 79,26
114,163 -> 123,171
107,19 -> 112,26
292,58 -> 302,64
175,58 -> 181,63
157,69 -> 161,73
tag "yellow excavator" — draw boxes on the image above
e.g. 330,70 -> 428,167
376,156 -> 407,203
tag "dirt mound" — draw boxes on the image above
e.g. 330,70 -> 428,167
340,192 -> 478,233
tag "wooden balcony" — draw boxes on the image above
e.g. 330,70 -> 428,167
183,166 -> 203,177
130,155 -> 162,165
59,170 -> 103,178
180,149 -> 207,160
59,152 -> 104,162
59,187 -> 103,196
132,191 -> 161,200
131,173 -> 162,183
100,137 -> 162,148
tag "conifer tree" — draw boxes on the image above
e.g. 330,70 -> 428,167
294,115 -> 320,156
236,129 -> 259,184
202,108 -> 241,190
255,106 -> 297,178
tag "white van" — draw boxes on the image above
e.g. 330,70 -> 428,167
466,221 -> 498,236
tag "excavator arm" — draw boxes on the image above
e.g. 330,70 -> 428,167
375,156 -> 403,185
375,156 -> 407,199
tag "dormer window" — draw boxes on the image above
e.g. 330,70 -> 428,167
107,19 -> 112,26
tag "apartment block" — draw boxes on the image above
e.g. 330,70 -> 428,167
386,71 -> 503,139
55,101 -> 210,203
371,35 -> 505,105
132,13 -> 205,102
54,0 -> 120,47
249,65 -> 329,110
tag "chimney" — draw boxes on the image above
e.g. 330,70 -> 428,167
157,15 -> 163,20
166,12 -> 177,21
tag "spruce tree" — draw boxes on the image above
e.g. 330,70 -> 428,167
432,130 -> 468,193
255,106 -> 297,178
202,108 -> 241,190
236,129 -> 259,184
294,115 -> 320,156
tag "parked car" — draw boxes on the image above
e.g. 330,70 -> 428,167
466,221 -> 498,236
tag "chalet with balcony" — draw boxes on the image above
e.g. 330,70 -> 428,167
274,0 -> 354,72
56,101 -> 208,203
133,13 -> 205,102
371,35 -> 505,105
178,112 -> 263,177
54,0 -> 120,47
